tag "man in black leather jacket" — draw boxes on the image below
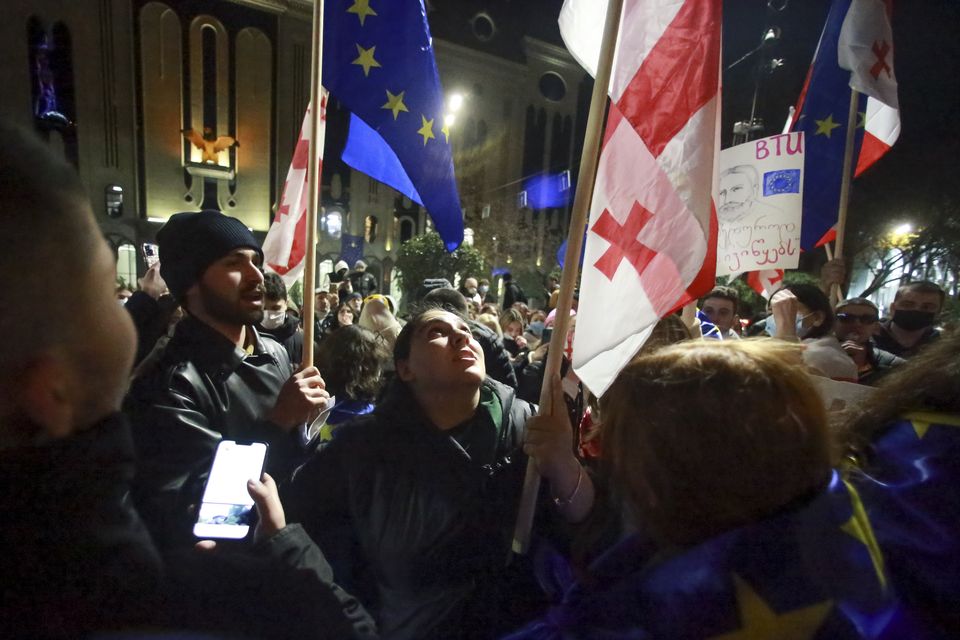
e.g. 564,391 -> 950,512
125,210 -> 332,550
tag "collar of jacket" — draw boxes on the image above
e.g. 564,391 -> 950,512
172,315 -> 279,381
374,377 -> 516,445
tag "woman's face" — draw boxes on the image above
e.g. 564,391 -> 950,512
504,321 -> 523,339
338,306 -> 354,326
398,310 -> 485,390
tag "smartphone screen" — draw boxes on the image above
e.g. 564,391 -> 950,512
193,440 -> 268,540
142,242 -> 159,269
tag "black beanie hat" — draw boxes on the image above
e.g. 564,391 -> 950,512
157,210 -> 263,299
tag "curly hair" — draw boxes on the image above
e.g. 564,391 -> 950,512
316,324 -> 389,402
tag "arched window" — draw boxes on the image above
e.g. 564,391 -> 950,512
364,215 -> 378,243
399,217 -> 415,243
323,210 -> 343,238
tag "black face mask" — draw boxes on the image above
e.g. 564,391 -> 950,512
892,309 -> 936,331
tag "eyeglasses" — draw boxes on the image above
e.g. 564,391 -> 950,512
836,312 -> 878,324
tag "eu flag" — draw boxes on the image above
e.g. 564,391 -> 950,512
339,233 -> 364,270
324,0 -> 464,251
792,0 -> 867,250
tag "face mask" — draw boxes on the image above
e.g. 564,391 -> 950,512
467,287 -> 478,296
261,309 -> 286,330
527,320 -> 545,338
478,286 -> 488,295
892,309 -> 936,331
764,313 -> 777,337
765,312 -> 812,338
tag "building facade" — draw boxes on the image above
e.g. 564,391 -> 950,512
0,0 -> 586,301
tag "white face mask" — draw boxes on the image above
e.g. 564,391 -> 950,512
261,309 -> 286,330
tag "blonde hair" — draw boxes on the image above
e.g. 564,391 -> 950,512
601,339 -> 830,548
476,313 -> 503,338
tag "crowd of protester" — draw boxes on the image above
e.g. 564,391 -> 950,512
3,120 -> 959,639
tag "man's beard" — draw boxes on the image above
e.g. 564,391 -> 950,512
198,280 -> 264,327
719,200 -> 750,222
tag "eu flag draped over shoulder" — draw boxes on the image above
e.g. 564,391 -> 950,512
324,0 -> 464,251
505,471 -> 930,639
792,0 -> 900,250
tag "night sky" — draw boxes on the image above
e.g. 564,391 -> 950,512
429,0 -> 960,234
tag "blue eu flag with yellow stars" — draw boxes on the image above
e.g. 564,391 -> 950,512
792,0 -> 867,250
323,0 -> 464,251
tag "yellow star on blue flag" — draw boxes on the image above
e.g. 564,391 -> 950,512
323,0 -> 464,250
790,0 -> 868,250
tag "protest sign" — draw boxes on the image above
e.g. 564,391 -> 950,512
716,132 -> 804,275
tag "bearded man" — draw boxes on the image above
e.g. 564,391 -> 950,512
125,210 -> 331,550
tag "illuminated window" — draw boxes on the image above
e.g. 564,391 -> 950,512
364,215 -> 378,243
323,210 -> 342,238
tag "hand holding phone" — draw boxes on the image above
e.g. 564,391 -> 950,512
193,441 -> 268,540
142,242 -> 159,269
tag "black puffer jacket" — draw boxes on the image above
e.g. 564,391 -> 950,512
125,315 -> 303,549
284,378 -> 549,639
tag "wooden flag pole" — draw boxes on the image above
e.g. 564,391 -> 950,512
511,0 -> 625,555
300,0 -> 324,368
830,88 -> 859,306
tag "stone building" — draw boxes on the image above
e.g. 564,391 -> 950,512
0,0 -> 586,301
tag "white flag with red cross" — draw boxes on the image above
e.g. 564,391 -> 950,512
562,0 -> 722,396
262,92 -> 328,286
838,0 -> 900,176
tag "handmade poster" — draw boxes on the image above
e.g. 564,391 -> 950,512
716,132 -> 805,275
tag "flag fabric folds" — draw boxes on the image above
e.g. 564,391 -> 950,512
504,470 -> 927,639
327,0 -> 463,251
747,269 -> 785,300
339,233 -> 365,272
563,0 -> 722,396
262,96 -> 327,286
792,0 -> 900,250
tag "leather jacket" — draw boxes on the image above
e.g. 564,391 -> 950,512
125,315 -> 303,549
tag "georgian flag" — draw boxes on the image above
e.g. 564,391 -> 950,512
838,0 -> 900,175
262,93 -> 327,286
562,0 -> 721,395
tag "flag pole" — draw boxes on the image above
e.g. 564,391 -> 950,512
511,0 -> 625,555
300,0 -> 324,367
829,88 -> 859,306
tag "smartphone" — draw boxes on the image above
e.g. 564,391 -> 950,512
193,440 -> 268,540
142,242 -> 159,269
540,327 -> 554,344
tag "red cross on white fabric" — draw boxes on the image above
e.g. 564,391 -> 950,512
590,201 -> 659,281
870,40 -> 891,79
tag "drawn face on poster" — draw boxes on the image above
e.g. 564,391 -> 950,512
715,132 -> 804,276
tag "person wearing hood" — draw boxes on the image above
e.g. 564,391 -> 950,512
358,294 -> 402,354
349,260 -> 379,299
331,260 -> 350,284
258,272 -> 304,365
